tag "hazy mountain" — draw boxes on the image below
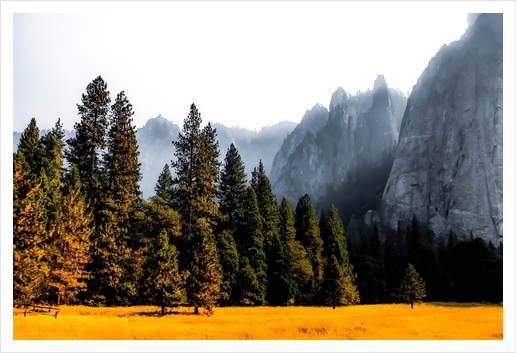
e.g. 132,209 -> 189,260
270,76 -> 407,223
381,13 -> 503,244
14,115 -> 296,200
136,114 -> 181,200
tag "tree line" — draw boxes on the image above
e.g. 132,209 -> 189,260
13,76 -> 360,315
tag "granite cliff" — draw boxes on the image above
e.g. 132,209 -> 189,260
381,13 -> 503,244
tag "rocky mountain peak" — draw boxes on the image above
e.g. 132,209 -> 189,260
329,87 -> 348,112
373,75 -> 388,91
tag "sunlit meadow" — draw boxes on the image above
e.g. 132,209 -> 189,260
13,303 -> 502,340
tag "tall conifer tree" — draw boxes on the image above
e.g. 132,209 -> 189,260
17,117 -> 43,177
294,194 -> 323,303
155,163 -> 174,207
219,143 -> 247,232
320,205 -> 360,307
144,229 -> 185,316
66,76 -> 111,212
13,152 -> 48,303
172,104 -> 222,314
235,186 -> 267,305
279,198 -> 313,304
48,165 -> 92,305
251,161 -> 294,305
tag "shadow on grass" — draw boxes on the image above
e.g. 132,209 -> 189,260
131,307 -> 199,317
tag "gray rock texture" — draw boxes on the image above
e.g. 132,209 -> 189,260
381,14 -> 503,244
270,76 -> 406,210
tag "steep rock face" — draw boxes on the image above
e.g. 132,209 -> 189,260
269,104 -> 329,197
271,76 -> 406,215
355,75 -> 399,166
381,14 -> 503,243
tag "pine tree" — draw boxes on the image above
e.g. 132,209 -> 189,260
235,186 -> 267,305
235,256 -> 261,306
250,161 -> 293,305
294,194 -> 323,303
143,229 -> 185,316
48,165 -> 92,305
186,218 -> 222,316
219,143 -> 247,232
103,90 -> 142,210
13,152 -> 48,303
321,255 -> 345,309
400,263 -> 426,308
172,104 -> 222,314
99,90 -> 142,304
265,232 -> 296,306
172,103 -> 202,246
154,164 -> 174,207
128,196 -> 182,304
250,161 -> 279,245
214,229 -> 239,306
38,121 -> 66,265
320,205 -> 360,307
65,76 -> 111,211
278,198 -> 313,304
17,117 -> 43,177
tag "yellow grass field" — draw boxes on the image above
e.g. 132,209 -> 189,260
13,303 -> 502,340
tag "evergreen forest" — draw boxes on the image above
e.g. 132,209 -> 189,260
13,76 -> 502,315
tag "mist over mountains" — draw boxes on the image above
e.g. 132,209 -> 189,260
13,14 -> 503,248
270,76 -> 408,225
14,117 -> 296,200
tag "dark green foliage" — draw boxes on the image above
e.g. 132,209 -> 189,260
127,196 -> 182,304
17,117 -> 43,177
66,76 -> 111,210
320,205 -> 360,307
294,194 -> 323,303
215,229 -> 239,306
235,186 -> 267,305
219,143 -> 247,232
265,232 -> 296,306
444,237 -> 503,303
250,160 -> 280,247
235,256 -> 261,306
103,90 -> 142,208
172,103 -> 202,244
154,164 -> 174,207
185,218 -> 222,316
172,104 -> 222,314
251,161 -> 294,305
321,255 -> 346,309
279,198 -> 313,304
400,263 -> 426,308
144,230 -> 185,316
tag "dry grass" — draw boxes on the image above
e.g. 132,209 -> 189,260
13,303 -> 502,340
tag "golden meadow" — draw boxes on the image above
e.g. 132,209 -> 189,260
13,303 -> 502,340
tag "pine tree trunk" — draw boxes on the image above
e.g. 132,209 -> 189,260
194,306 -> 199,315
161,305 -> 165,316
411,301 -> 414,308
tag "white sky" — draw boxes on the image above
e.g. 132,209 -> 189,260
7,2 -> 488,132
2,1 -> 516,352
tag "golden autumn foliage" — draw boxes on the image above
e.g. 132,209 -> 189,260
48,186 -> 92,305
13,304 -> 502,340
13,153 -> 49,303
